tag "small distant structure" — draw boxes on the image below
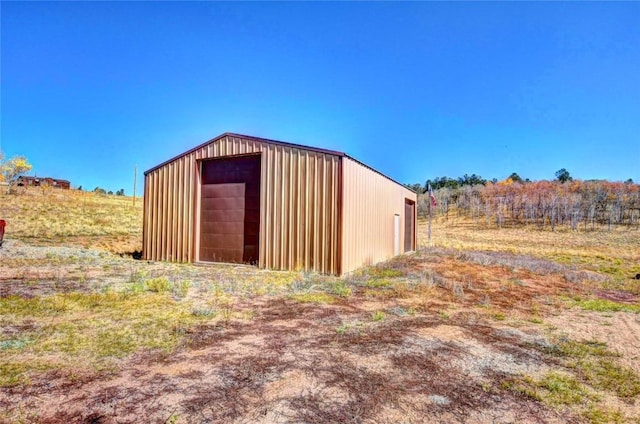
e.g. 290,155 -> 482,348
17,176 -> 71,189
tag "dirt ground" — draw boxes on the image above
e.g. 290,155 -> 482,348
1,238 -> 639,423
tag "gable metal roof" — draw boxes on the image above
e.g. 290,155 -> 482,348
144,132 -> 409,190
144,132 -> 346,175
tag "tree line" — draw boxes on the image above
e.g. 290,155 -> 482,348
406,168 -> 591,194
409,170 -> 640,230
78,187 -> 126,196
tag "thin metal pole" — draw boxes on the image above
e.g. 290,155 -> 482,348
428,199 -> 432,247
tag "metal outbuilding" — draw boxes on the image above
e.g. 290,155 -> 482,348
143,133 -> 417,276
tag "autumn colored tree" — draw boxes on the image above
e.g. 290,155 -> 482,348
416,178 -> 640,230
0,151 -> 33,194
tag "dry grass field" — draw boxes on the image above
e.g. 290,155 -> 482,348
0,187 -> 142,253
423,214 -> 640,293
1,189 -> 639,423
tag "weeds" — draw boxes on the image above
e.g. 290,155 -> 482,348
331,281 -> 352,298
582,405 -> 625,424
365,278 -> 393,288
0,360 -> 54,387
129,269 -> 147,285
335,323 -> 352,334
523,336 -> 640,421
438,311 -> 450,320
368,266 -> 404,279
491,311 -> 506,321
0,337 -> 33,351
505,369 -> 635,423
571,298 -> 640,314
555,339 -> 619,358
219,298 -> 235,325
505,371 -> 596,406
145,277 -> 172,294
191,307 -> 216,317
579,358 -> 640,399
174,280 -> 191,298
371,311 -> 385,322
335,322 -> 362,335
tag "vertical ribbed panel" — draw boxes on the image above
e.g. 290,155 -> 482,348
143,134 -> 340,274
340,157 -> 418,274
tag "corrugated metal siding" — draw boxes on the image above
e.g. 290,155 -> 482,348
340,157 -> 418,274
143,134 -> 340,274
144,155 -> 195,263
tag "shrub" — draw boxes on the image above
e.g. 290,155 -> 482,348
145,277 -> 172,294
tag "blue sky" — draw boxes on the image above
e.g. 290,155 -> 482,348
2,1 -> 639,193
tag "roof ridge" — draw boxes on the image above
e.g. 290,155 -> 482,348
143,133 -> 411,191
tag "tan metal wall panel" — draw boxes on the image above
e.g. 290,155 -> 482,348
143,134 -> 340,274
340,157 -> 418,274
